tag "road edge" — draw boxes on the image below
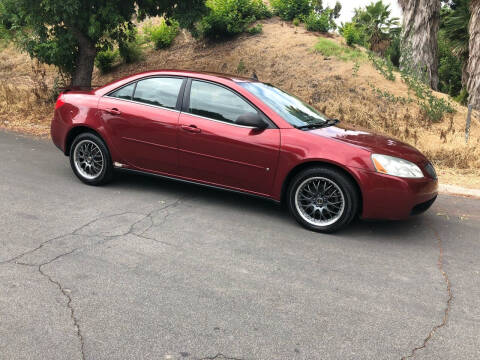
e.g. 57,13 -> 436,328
439,184 -> 480,199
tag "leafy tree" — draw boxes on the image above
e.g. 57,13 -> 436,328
302,1 -> 341,33
270,0 -> 311,21
440,0 -> 470,87
0,0 -> 206,88
438,30 -> 463,96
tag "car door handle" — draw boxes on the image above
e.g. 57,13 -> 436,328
105,108 -> 121,115
181,124 -> 201,133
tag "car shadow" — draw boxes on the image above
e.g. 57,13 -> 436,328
111,170 -> 429,240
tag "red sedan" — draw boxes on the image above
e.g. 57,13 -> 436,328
51,70 -> 438,232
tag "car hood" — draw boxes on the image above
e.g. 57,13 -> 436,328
309,125 -> 428,165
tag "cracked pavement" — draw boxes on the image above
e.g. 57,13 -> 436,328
1,130 -> 479,360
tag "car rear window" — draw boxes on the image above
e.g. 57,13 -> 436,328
109,83 -> 136,100
133,77 -> 183,110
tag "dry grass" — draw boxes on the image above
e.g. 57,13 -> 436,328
1,18 -> 479,187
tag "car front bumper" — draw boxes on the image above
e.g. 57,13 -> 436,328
353,168 -> 438,220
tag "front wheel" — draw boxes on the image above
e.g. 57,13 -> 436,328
287,167 -> 359,233
69,132 -> 113,185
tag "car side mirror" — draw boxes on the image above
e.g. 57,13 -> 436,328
236,113 -> 268,129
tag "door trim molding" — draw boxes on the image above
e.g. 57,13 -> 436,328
178,147 -> 267,170
116,167 -> 280,204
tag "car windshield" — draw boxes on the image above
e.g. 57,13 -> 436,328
238,82 -> 328,128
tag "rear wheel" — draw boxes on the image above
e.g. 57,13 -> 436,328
69,132 -> 113,185
287,167 -> 359,233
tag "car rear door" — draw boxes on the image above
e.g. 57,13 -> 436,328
98,77 -> 185,174
177,79 -> 280,196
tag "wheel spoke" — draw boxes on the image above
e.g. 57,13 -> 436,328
73,140 -> 104,180
296,176 -> 345,227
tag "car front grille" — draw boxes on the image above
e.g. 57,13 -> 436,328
424,162 -> 437,179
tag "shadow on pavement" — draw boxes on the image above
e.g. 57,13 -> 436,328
111,170 -> 428,240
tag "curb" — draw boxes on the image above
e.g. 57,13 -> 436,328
439,184 -> 480,199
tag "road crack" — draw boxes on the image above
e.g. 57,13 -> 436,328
38,263 -> 86,360
2,197 -> 185,360
401,225 -> 453,359
198,354 -> 245,360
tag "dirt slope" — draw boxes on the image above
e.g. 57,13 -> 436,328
0,18 -> 479,187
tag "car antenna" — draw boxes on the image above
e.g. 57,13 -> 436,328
252,71 -> 258,81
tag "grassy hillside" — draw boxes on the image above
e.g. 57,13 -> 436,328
0,18 -> 479,188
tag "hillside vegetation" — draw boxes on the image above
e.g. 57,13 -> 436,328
0,18 -> 479,188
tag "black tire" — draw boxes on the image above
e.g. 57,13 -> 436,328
287,167 -> 359,233
69,132 -> 114,186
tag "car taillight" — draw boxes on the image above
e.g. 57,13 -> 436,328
55,94 -> 65,110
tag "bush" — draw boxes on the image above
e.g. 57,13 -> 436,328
198,0 -> 271,40
455,88 -> 468,105
293,18 -> 300,26
302,10 -> 336,33
341,22 -> 363,46
438,30 -> 462,97
144,19 -> 180,50
270,0 -> 311,21
95,49 -> 118,74
385,34 -> 400,67
368,51 -> 395,81
118,28 -> 143,64
246,24 -> 263,35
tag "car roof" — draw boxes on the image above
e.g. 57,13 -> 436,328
94,69 -> 258,96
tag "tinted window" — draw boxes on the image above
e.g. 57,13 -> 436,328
133,77 -> 183,109
189,80 -> 257,124
239,82 -> 328,128
110,83 -> 136,100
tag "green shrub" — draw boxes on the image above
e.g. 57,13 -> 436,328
293,18 -> 300,26
385,34 -> 400,67
368,51 -> 395,81
95,49 -> 118,74
119,28 -> 143,63
400,42 -> 456,122
438,30 -> 462,97
144,19 -> 179,49
198,0 -> 271,40
454,88 -> 468,105
314,38 -> 365,61
270,0 -> 311,21
246,24 -> 263,35
341,22 -> 363,46
250,0 -> 272,18
302,10 -> 336,33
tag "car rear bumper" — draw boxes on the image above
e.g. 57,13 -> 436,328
354,168 -> 438,220
51,112 -> 67,153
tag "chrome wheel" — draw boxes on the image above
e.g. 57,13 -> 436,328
295,176 -> 345,227
73,140 -> 104,180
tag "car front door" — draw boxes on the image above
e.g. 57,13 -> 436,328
98,77 -> 185,174
177,79 -> 280,197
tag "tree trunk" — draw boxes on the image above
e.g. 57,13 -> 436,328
467,0 -> 480,109
71,29 -> 97,89
399,0 -> 441,90
462,61 -> 468,88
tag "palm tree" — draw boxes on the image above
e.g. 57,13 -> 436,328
352,0 -> 400,52
467,0 -> 480,108
399,0 -> 441,90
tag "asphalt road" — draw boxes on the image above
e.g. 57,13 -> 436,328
0,130 -> 479,360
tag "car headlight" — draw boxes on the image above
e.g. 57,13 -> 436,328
371,154 -> 424,178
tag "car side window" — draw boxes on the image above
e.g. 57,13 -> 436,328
109,83 -> 136,100
188,80 -> 258,124
133,77 -> 183,109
